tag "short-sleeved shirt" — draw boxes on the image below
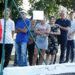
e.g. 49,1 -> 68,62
15,18 -> 31,43
35,23 -> 50,50
0,18 -> 15,44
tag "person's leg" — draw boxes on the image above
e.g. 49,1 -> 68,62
65,40 -> 70,62
49,50 -> 56,64
32,48 -> 38,65
38,49 -> 45,65
15,43 -> 21,66
0,44 -> 2,63
74,40 -> 75,48
13,51 -> 17,66
59,41 -> 67,63
50,54 -> 56,64
45,49 -> 51,64
53,53 -> 57,64
70,40 -> 74,62
4,44 -> 13,67
36,57 -> 39,65
21,42 -> 27,66
27,42 -> 35,65
46,53 -> 50,64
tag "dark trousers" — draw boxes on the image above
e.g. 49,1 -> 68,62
59,37 -> 67,63
65,40 -> 74,62
0,44 -> 13,67
53,54 -> 57,64
27,42 -> 35,65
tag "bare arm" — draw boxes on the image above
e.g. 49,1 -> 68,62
69,30 -> 75,36
45,27 -> 50,34
50,29 -> 60,35
57,25 -> 70,31
15,27 -> 27,33
12,31 -> 15,38
35,29 -> 42,35
15,29 -> 20,33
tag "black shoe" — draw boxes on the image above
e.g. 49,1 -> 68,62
59,61 -> 65,64
64,60 -> 68,63
71,60 -> 73,63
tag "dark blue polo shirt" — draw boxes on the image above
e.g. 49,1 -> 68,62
56,18 -> 71,36
56,18 -> 71,43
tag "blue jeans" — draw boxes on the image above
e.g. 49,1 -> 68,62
15,42 -> 27,66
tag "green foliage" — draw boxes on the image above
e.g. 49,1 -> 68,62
29,0 -> 58,18
29,0 -> 75,18
0,0 -> 23,21
0,0 -> 4,17
56,0 -> 75,10
9,0 -> 23,21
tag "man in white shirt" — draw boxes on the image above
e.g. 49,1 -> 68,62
65,11 -> 75,62
0,8 -> 15,67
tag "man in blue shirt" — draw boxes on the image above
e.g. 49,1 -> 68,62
15,11 -> 31,66
56,11 -> 71,63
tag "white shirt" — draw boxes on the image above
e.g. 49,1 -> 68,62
0,18 -> 15,44
68,20 -> 75,40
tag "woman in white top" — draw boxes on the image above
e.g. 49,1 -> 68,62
32,20 -> 50,65
0,8 -> 15,67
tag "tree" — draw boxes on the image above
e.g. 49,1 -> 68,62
56,0 -> 75,10
29,0 -> 75,17
0,0 -> 23,21
9,0 -> 23,21
29,0 -> 58,18
0,0 -> 4,17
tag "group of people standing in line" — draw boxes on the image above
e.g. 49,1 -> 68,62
0,8 -> 75,68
